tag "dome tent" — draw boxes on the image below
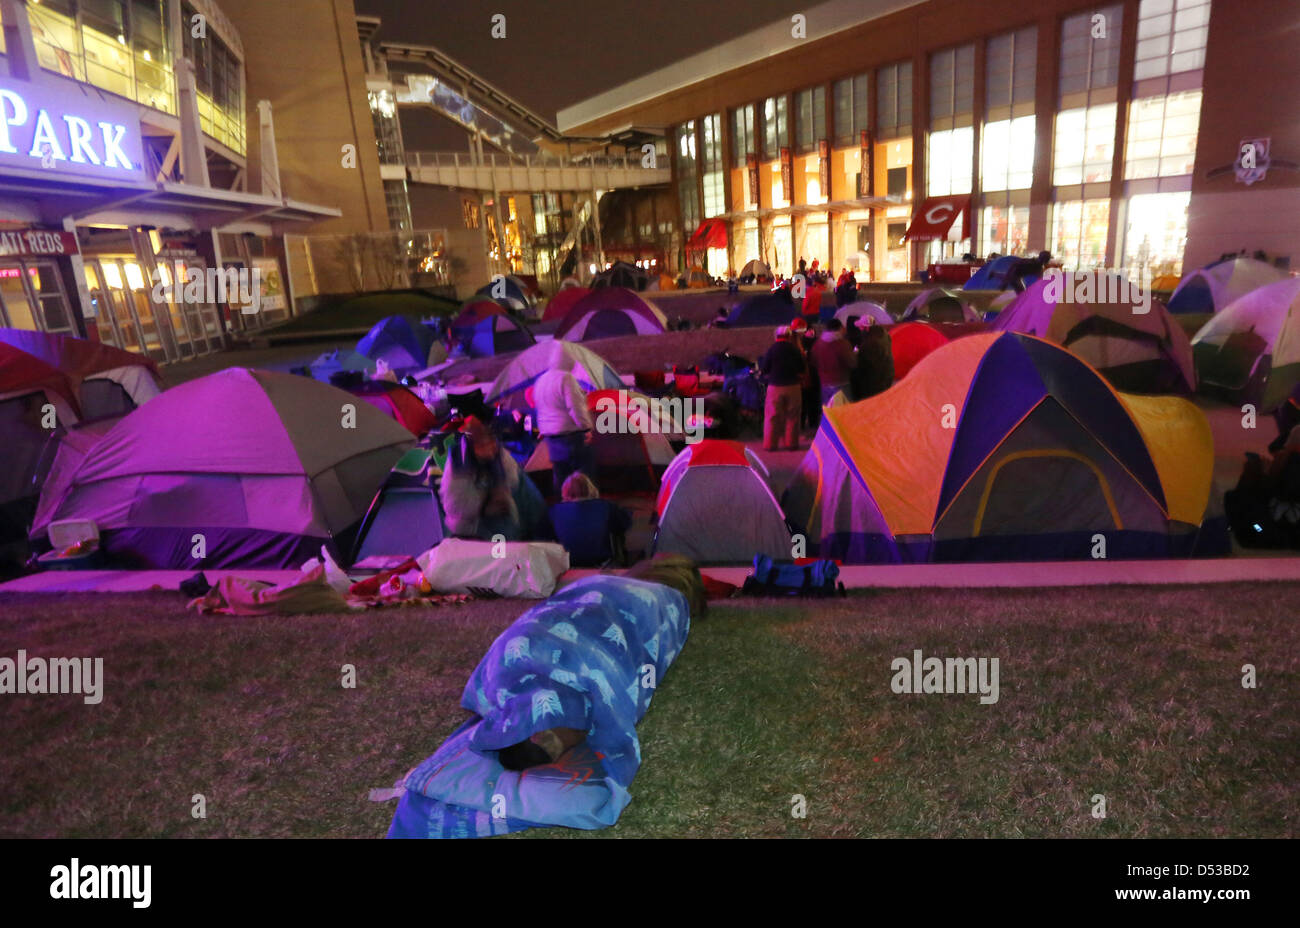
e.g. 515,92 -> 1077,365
525,388 -> 675,497
1167,256 -> 1286,315
0,329 -> 162,419
782,332 -> 1220,563
902,287 -> 979,323
653,439 -> 791,564
993,273 -> 1195,394
555,287 -> 668,341
1191,276 -> 1300,408
356,315 -> 439,373
486,340 -> 624,413
34,368 -> 412,568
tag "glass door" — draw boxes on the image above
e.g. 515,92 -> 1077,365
0,263 -> 40,330
0,259 -> 74,333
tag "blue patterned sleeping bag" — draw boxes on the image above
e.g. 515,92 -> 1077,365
387,574 -> 691,838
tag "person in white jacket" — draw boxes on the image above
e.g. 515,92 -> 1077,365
533,366 -> 595,495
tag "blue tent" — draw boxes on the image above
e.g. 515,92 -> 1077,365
356,316 -> 436,372
307,348 -> 375,383
474,276 -> 534,313
463,313 -> 535,358
725,292 -> 798,328
964,255 -> 1040,291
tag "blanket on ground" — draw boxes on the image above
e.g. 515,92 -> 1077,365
387,574 -> 690,837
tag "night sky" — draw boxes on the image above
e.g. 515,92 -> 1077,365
354,0 -> 800,148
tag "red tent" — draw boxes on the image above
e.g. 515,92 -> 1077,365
0,342 -> 81,415
542,286 -> 591,322
888,322 -> 951,380
888,321 -> 988,379
0,329 -> 158,381
347,381 -> 437,437
453,299 -> 507,331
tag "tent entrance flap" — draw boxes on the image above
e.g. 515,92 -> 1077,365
903,196 -> 970,242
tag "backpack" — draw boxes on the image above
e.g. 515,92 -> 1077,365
741,554 -> 845,597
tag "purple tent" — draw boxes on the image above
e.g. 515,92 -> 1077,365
554,287 -> 667,341
34,368 -> 413,568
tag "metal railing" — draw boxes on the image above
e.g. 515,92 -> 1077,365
406,150 -> 661,172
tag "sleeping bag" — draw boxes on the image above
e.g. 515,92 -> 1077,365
387,573 -> 691,838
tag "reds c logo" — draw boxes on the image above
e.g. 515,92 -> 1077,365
925,203 -> 956,224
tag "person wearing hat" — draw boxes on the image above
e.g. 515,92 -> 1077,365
757,326 -> 806,451
440,416 -> 523,540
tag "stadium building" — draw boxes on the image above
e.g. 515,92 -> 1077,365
558,0 -> 1299,283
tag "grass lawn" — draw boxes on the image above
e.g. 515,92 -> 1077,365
265,292 -> 461,336
1,583 -> 1295,838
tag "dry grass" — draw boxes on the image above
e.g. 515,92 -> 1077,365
1,582 -> 1295,838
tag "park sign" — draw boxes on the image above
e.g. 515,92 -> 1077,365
0,79 -> 146,182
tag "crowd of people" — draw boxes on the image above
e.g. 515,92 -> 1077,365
756,313 -> 894,452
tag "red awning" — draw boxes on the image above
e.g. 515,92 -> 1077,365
903,196 -> 971,242
686,218 -> 728,252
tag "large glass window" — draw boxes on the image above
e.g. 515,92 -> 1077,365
1050,199 -> 1111,269
982,116 -> 1035,191
1053,104 -> 1118,185
732,104 -> 755,167
927,128 -> 974,196
1059,5 -> 1124,100
928,45 -> 974,199
676,121 -> 700,236
930,45 -> 975,124
876,61 -> 912,138
980,200 -> 1031,257
1124,90 -> 1201,180
1121,191 -> 1190,277
833,73 -> 869,147
795,86 -> 825,154
762,95 -> 788,160
1135,0 -> 1211,80
986,26 -> 1037,112
701,114 -> 725,219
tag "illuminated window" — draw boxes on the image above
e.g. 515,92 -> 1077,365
833,73 -> 869,147
762,96 -> 788,160
1050,199 -> 1111,269
1125,90 -> 1201,179
927,128 -> 973,196
982,117 -> 1035,191
928,45 -> 974,198
701,114 -> 724,218
980,200 -> 1031,257
1053,104 -> 1117,186
1121,191 -> 1190,277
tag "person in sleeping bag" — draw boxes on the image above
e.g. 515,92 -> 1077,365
387,555 -> 706,838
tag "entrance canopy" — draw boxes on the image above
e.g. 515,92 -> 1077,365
903,195 -> 971,242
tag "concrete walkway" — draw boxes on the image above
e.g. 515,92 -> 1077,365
6,557 -> 1300,596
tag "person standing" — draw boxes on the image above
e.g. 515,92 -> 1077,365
758,326 -> 806,451
534,365 -> 594,495
811,319 -> 857,405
